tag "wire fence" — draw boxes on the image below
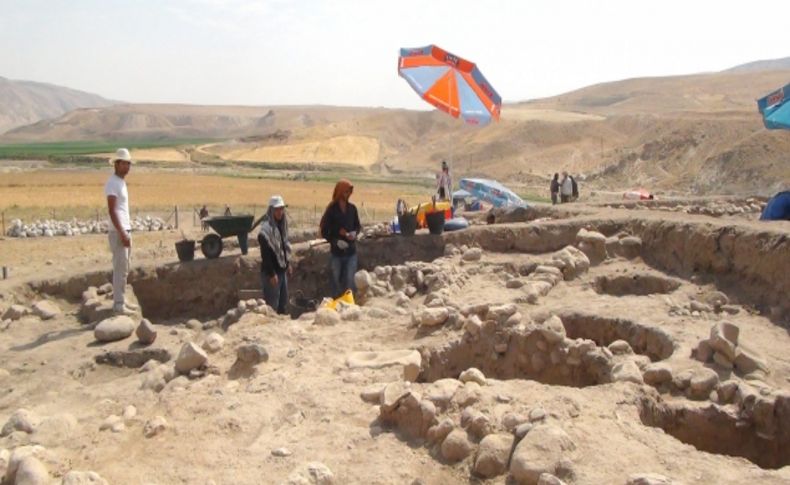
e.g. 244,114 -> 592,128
1,202 -> 387,238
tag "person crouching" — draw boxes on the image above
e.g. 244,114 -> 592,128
258,195 -> 292,314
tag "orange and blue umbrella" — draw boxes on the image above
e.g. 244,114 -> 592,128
398,45 -> 501,126
758,82 -> 790,130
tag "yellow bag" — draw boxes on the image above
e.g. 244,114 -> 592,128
321,290 -> 356,311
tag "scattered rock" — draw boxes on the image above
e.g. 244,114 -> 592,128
2,408 -> 40,436
313,308 -> 341,326
202,332 -> 225,353
441,428 -> 474,463
14,455 -> 49,485
94,348 -> 171,368
284,462 -> 334,485
143,416 -> 167,438
236,343 -> 269,365
473,433 -> 513,478
175,342 -> 208,374
459,368 -> 486,386
538,474 -> 568,485
626,473 -> 677,485
31,300 -> 60,320
271,448 -> 292,457
608,340 -> 633,355
94,316 -> 135,342
380,381 -> 412,413
99,415 -> 125,433
510,425 -> 575,485
538,315 -> 566,344
2,304 -> 29,321
642,363 -> 673,386
612,360 -> 644,384
61,470 -> 110,485
462,248 -> 483,262
414,307 -> 449,327
689,368 -> 719,399
123,405 -> 137,420
135,319 -> 157,345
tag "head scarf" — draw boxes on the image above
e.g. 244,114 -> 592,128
260,203 -> 290,269
320,179 -> 353,234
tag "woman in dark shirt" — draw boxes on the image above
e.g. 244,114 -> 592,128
319,179 -> 362,297
258,195 -> 291,314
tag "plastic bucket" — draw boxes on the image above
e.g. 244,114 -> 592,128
425,211 -> 446,235
398,213 -> 418,236
175,240 -> 195,262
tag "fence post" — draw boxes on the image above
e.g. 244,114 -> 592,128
1,211 -> 4,236
174,205 -> 179,229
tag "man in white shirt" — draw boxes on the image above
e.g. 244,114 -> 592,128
105,148 -> 137,315
560,171 -> 573,203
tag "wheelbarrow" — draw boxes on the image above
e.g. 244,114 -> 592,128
201,215 -> 254,259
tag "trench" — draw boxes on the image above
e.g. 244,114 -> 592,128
559,312 -> 675,361
419,328 -> 614,388
638,396 -> 790,469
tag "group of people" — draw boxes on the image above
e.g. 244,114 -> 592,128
105,148 -> 361,317
550,172 -> 578,204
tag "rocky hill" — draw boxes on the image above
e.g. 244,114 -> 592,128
2,67 -> 789,195
0,77 -> 117,134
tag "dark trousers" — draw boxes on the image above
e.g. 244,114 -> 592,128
551,192 -> 558,205
261,270 -> 288,314
561,194 -> 571,203
330,253 -> 357,298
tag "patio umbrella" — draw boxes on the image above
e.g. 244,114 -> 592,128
757,83 -> 790,130
398,45 -> 502,126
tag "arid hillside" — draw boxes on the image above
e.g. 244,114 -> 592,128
0,77 -> 117,134
2,68 -> 789,195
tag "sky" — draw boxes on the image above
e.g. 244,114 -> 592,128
1,0 -> 788,109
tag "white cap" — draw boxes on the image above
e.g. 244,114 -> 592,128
269,195 -> 286,208
109,148 -> 134,165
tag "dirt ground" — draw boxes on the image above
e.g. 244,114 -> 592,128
1,189 -> 789,484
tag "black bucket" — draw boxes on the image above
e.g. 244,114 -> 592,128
425,211 -> 446,235
398,213 -> 418,236
175,240 -> 196,262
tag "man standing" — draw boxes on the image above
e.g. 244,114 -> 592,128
320,179 -> 362,298
258,195 -> 292,314
105,148 -> 137,315
550,173 -> 560,205
560,171 -> 573,204
436,160 -> 452,201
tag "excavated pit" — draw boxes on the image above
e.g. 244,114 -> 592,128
593,272 -> 682,296
639,394 -> 790,469
419,326 -> 614,388
559,312 -> 675,361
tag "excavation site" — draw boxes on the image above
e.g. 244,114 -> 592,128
1,202 -> 789,485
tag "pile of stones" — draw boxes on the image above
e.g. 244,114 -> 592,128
5,215 -> 171,238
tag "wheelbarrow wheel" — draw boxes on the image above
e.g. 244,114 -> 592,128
201,234 -> 223,259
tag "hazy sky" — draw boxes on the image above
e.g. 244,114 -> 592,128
1,0 -> 788,109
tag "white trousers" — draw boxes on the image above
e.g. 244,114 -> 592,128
108,231 -> 131,307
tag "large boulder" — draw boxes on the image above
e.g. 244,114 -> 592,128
473,433 -> 513,478
94,316 -> 135,342
510,425 -> 575,484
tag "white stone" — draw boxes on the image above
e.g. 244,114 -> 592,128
175,342 -> 208,374
626,473 -> 676,485
202,332 -> 225,353
459,368 -> 487,386
94,316 -> 135,342
135,319 -> 157,345
2,304 -> 29,321
462,248 -> 483,262
1,408 -> 40,436
313,308 -> 341,326
416,307 -> 449,327
143,416 -> 168,438
14,456 -> 49,485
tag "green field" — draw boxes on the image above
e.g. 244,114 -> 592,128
0,139 -> 219,159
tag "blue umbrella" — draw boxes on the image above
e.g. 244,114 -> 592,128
757,83 -> 790,130
459,178 -> 526,208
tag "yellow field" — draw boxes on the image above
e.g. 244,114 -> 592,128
0,170 -> 423,214
210,135 -> 380,166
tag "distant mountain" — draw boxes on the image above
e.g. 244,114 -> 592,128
725,56 -> 790,73
0,77 -> 118,134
